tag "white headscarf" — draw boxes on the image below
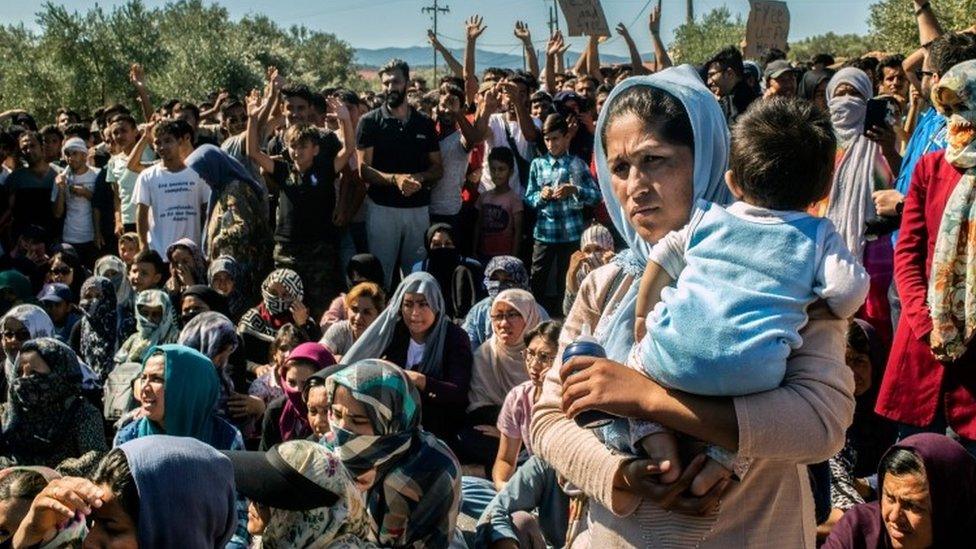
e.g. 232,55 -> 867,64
467,289 -> 542,410
1,305 -> 55,387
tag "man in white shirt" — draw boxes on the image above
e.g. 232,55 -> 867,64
51,137 -> 100,265
133,119 -> 210,258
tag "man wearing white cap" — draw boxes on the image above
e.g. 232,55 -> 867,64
51,136 -> 101,265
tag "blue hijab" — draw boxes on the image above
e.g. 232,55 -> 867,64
592,65 -> 732,363
185,144 -> 268,218
119,435 -> 237,548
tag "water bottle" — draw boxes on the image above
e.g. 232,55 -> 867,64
562,324 -> 615,429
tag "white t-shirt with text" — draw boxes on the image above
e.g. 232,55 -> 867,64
132,164 -> 210,256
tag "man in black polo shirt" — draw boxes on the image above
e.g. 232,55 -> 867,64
356,59 -> 443,289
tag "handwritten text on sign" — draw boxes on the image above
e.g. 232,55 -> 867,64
558,0 -> 611,37
744,0 -> 790,59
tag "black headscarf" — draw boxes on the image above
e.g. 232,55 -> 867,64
799,68 -> 834,102
346,253 -> 384,289
181,284 -> 230,322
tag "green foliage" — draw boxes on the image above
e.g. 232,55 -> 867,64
788,33 -> 879,63
669,7 -> 745,65
0,0 -> 364,123
867,0 -> 976,53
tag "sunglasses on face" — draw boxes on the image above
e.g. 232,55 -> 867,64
50,266 -> 72,275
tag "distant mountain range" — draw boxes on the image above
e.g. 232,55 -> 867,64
354,46 -> 635,72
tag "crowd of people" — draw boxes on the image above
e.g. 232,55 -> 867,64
0,0 -> 974,546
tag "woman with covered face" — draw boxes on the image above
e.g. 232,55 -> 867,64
461,256 -> 549,350
238,269 -> 321,369
113,289 -> 178,366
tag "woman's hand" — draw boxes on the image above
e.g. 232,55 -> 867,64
290,300 -> 309,326
474,424 -> 501,438
616,454 -> 731,516
14,477 -> 104,548
560,356 -> 659,421
403,370 -> 427,391
228,393 -> 266,418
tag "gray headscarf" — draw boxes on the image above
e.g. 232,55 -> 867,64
1,305 -> 55,389
340,272 -> 450,378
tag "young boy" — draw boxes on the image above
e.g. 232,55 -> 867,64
118,232 -> 141,268
246,98 -> 353,318
51,137 -> 100,265
524,113 -> 599,311
132,119 -> 210,257
128,248 -> 165,293
474,147 -> 523,260
105,113 -> 154,235
626,99 -> 870,495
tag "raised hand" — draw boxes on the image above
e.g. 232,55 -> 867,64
547,30 -> 565,56
615,22 -> 632,39
326,96 -> 351,123
649,0 -> 662,36
427,29 -> 442,47
466,15 -> 486,41
514,20 -> 532,43
129,63 -> 146,88
245,88 -> 263,118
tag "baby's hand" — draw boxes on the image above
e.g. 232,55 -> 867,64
639,431 -> 681,485
634,316 -> 647,342
689,457 -> 734,497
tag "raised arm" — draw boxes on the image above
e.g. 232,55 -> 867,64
514,21 -> 540,78
585,35 -> 602,80
327,97 -> 354,174
126,123 -> 154,174
245,103 -> 276,177
914,0 -> 942,46
463,15 -> 486,106
199,90 -> 229,121
615,23 -> 649,76
428,30 -> 464,78
499,81 -> 538,143
649,1 -> 672,71
129,64 -> 153,123
545,31 -> 565,93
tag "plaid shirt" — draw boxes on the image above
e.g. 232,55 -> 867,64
524,153 -> 601,243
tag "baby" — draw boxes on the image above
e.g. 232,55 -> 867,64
629,98 -> 870,495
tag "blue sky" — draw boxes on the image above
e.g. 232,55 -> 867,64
6,0 -> 875,57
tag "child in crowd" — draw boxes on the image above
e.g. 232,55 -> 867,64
258,342 -> 335,450
248,323 -> 307,409
627,98 -> 870,495
493,320 -> 561,490
127,248 -> 165,293
51,137 -> 100,266
563,223 -> 615,315
474,147 -> 523,261
524,113 -> 600,311
118,232 -> 141,268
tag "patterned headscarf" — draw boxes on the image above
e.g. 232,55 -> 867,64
79,276 -> 117,379
326,359 -> 461,547
115,289 -> 177,364
166,238 -> 208,289
340,272 -> 449,378
260,441 -> 373,549
928,59 -> 976,361
238,269 -> 305,340
1,304 -> 55,388
2,338 -> 83,457
178,311 -> 239,407
482,256 -> 529,299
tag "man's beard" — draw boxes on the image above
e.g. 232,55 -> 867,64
386,90 -> 405,108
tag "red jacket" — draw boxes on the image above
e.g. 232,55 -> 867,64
876,151 -> 976,439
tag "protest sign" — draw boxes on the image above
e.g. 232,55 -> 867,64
558,0 -> 611,37
744,1 -> 790,59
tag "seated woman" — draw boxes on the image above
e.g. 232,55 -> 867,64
0,338 -> 106,476
411,223 -> 484,321
319,281 -> 385,361
113,289 -> 179,366
461,256 -> 548,351
238,269 -> 321,370
13,436 -> 239,547
259,342 -> 335,450
325,359 -> 462,548
93,255 -> 136,342
114,344 -> 244,452
823,433 -> 976,548
563,223 -> 615,316
0,466 -> 87,547
208,255 -> 249,323
164,238 -> 207,297
225,440 -> 372,548
341,272 -> 473,445
179,284 -> 230,326
1,304 -> 54,398
43,247 -> 87,306
492,320 -> 560,490
76,276 -> 117,381
179,312 -> 252,422
461,289 -> 541,470
319,253 -> 385,333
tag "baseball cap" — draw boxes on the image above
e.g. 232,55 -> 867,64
61,137 -> 88,156
763,59 -> 797,80
38,283 -> 72,304
223,441 -> 341,511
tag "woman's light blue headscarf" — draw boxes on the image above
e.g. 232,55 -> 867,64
592,65 -> 732,362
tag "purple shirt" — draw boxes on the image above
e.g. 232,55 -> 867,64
497,380 -> 537,455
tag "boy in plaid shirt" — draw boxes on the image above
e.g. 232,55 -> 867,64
524,113 -> 600,310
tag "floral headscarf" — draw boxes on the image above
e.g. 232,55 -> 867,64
927,59 -> 976,361
165,238 -> 208,291
79,276 -> 117,380
482,256 -> 529,299
260,440 -> 373,549
1,304 -> 55,389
